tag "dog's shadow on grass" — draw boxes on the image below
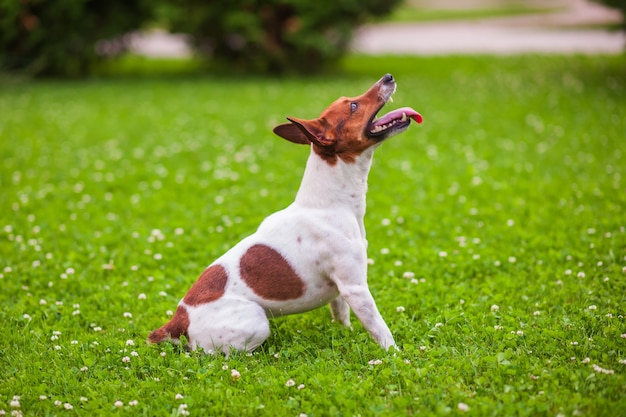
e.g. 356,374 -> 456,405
257,312 -> 384,360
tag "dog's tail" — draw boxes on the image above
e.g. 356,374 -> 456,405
148,305 -> 190,344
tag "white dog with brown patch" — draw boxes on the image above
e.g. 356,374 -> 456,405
149,74 -> 422,355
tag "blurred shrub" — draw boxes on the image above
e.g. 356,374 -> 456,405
0,0 -> 152,77
0,0 -> 401,77
163,0 -> 402,74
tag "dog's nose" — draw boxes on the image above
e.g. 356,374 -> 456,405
382,74 -> 394,84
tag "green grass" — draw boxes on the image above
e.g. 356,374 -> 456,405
381,1 -> 559,23
1,54 -> 625,416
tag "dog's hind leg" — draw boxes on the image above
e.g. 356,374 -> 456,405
186,298 -> 270,356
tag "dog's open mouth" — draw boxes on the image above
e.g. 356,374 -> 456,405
368,106 -> 423,139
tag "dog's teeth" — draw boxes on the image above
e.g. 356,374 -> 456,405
401,112 -> 407,122
389,96 -> 394,103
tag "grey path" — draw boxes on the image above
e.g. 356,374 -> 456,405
131,0 -> 625,57
352,0 -> 624,54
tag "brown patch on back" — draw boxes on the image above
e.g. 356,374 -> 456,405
148,305 -> 190,343
240,244 -> 306,300
183,264 -> 228,306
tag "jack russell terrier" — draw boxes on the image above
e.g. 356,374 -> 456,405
149,74 -> 422,355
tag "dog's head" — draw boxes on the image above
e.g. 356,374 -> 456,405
273,74 -> 422,164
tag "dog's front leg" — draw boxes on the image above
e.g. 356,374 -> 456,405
330,296 -> 351,327
336,282 -> 397,351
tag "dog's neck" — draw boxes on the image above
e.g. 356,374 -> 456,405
295,145 -> 376,226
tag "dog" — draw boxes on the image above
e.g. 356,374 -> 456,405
149,74 -> 422,355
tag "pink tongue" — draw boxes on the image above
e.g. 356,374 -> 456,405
376,107 -> 423,125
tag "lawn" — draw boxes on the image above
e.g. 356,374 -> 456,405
383,2 -> 559,24
1,54 -> 625,416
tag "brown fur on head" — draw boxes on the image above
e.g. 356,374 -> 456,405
273,74 -> 422,165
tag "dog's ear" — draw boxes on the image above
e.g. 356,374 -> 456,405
273,122 -> 311,145
275,117 -> 335,147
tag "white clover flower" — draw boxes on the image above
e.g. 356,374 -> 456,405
114,401 -> 123,408
175,394 -> 184,400
126,339 -> 135,346
368,359 -> 383,365
64,403 -> 73,410
129,400 -> 138,406
396,306 -> 405,313
458,402 -> 470,412
591,364 -> 614,374
231,369 -> 241,379
491,305 -> 499,312
285,379 -> 296,387
138,293 -> 146,300
122,356 -> 130,363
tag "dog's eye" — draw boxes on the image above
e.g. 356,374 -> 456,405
350,102 -> 358,113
